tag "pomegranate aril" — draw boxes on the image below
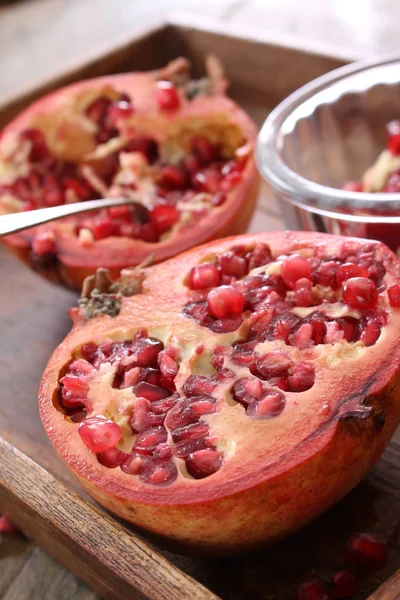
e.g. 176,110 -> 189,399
297,580 -> 330,600
281,254 -> 311,289
134,426 -> 168,452
358,319 -> 381,346
190,396 -> 216,415
186,449 -> 223,479
190,136 -> 217,164
141,368 -> 162,387
247,243 -> 272,270
342,277 -> 378,310
388,283 -> 400,307
183,375 -> 217,397
60,374 -> 89,395
182,153 -> 202,176
78,416 -> 121,453
140,461 -> 178,486
121,452 -> 150,475
132,381 -> 170,402
124,136 -> 159,163
387,120 -> 400,155
158,351 -> 178,390
337,317 -> 357,343
192,167 -> 222,193
269,313 -> 301,344
165,402 -> 199,430
207,285 -> 244,319
154,81 -> 180,110
233,377 -> 262,406
0,516 -> 17,534
314,260 -> 339,287
98,447 -> 129,468
21,128 -> 49,162
231,341 -> 256,368
332,571 -> 358,598
171,422 -> 209,443
157,165 -> 187,190
287,362 -> 315,392
187,262 -> 220,290
32,232 -> 56,256
345,532 -> 388,569
85,96 -> 111,125
246,390 -> 286,419
133,338 -> 164,368
92,217 -> 120,240
294,278 -> 313,307
152,394 -> 179,416
106,100 -> 134,127
209,316 -> 243,333
255,351 -> 292,379
150,204 -> 180,233
218,252 -> 247,279
130,398 -> 151,433
212,191 -> 227,206
153,442 -> 172,460
336,263 -> 369,285
307,313 -> 328,345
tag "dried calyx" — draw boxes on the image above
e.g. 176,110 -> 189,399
78,260 -> 150,319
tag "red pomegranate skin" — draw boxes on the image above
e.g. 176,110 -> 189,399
39,232 -> 400,555
0,59 -> 259,289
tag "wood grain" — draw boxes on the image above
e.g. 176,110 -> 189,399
0,438 -> 220,600
1,16 -> 400,600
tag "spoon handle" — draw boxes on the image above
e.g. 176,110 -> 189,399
0,197 -> 135,237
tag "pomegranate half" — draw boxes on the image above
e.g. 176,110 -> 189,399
0,56 -> 259,288
39,231 -> 400,554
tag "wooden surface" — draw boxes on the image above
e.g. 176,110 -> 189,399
1,5 -> 400,600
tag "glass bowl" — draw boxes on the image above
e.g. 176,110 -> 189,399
256,54 -> 400,256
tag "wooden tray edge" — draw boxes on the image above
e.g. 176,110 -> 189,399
0,437 -> 220,600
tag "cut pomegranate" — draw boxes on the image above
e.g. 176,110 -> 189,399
297,580 -> 329,600
0,57 -> 259,289
40,232 -> 400,554
345,532 -> 388,569
332,571 -> 358,598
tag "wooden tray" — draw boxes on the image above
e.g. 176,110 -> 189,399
1,14 -> 399,600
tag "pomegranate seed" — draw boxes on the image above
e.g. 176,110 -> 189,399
207,285 -> 244,319
345,532 -> 388,569
108,205 -> 132,220
233,377 -> 262,406
32,232 -> 56,256
186,449 -> 223,479
388,283 -> 400,307
98,447 -> 128,468
60,374 -> 89,396
324,321 -> 344,344
281,255 -> 311,289
91,217 -> 120,240
192,167 -> 222,193
157,165 -> 187,190
183,301 -> 209,325
121,452 -> 151,475
218,252 -> 247,279
78,416 -> 121,453
246,390 -> 286,419
85,96 -> 111,125
154,81 -> 180,110
358,319 -> 381,346
63,177 -> 92,200
183,375 -> 217,397
187,262 -> 220,290
154,442 -> 172,460
294,278 -> 313,307
165,402 -> 199,430
152,394 -> 179,416
247,243 -> 272,270
134,426 -> 168,451
141,368 -> 162,387
337,317 -> 358,342
387,120 -> 400,155
158,351 -> 178,390
314,260 -> 340,287
332,571 -> 358,598
288,323 -> 314,349
342,277 -> 378,310
106,100 -> 134,127
68,359 -> 96,376
336,263 -> 369,285
190,396 -> 216,415
182,153 -> 202,175
125,136 -> 159,163
171,422 -> 209,443
130,397 -> 151,432
0,516 -> 17,534
220,171 -> 242,191
255,351 -> 292,378
297,580 -> 329,600
140,461 -> 178,485
190,136 -> 216,164
20,128 -> 49,162
132,382 -> 170,402
150,204 -> 180,233
131,338 -> 164,368
212,191 -> 227,206
287,362 -> 315,392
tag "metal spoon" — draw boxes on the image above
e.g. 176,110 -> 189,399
0,197 -> 137,237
